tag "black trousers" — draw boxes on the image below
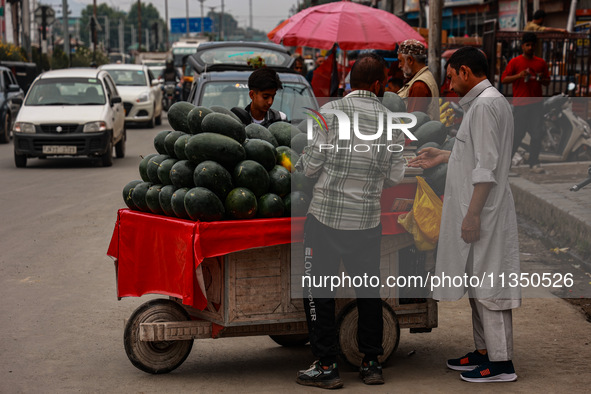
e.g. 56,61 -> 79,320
302,215 -> 384,365
512,102 -> 544,167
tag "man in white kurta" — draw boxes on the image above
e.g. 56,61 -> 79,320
410,47 -> 520,383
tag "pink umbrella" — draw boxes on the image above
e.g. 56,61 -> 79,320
268,1 -> 426,51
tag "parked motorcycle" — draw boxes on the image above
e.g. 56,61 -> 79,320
162,81 -> 180,112
570,165 -> 591,191
519,84 -> 591,163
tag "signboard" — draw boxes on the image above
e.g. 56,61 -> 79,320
34,6 -> 55,26
170,17 -> 213,34
498,0 -> 519,31
404,0 -> 485,12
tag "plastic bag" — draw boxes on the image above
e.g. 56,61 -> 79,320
398,177 -> 443,251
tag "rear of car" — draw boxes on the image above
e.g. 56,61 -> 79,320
186,41 -> 319,124
0,65 -> 24,143
12,68 -> 126,167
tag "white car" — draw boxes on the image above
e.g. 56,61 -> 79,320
13,68 -> 126,168
99,64 -> 163,128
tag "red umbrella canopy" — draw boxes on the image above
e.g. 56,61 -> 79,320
268,1 -> 426,51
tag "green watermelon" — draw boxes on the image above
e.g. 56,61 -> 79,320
154,130 -> 172,154
290,133 -> 309,155
412,120 -> 447,147
268,165 -> 291,198
225,187 -> 258,220
187,106 -> 213,134
164,131 -> 185,158
159,185 -> 176,217
122,180 -> 143,210
131,181 -> 152,212
258,193 -> 285,218
171,187 -> 190,219
184,187 -> 225,222
201,112 -> 246,143
382,91 -> 407,113
193,160 -> 234,201
408,111 -> 431,136
210,105 -> 242,123
173,134 -> 191,160
284,191 -> 310,217
185,133 -> 246,170
243,139 -> 277,171
157,158 -> 178,185
232,160 -> 270,197
417,141 -> 441,152
291,170 -> 315,195
147,154 -> 170,184
170,160 -> 196,189
139,153 -> 158,182
296,119 -> 308,133
268,121 -> 299,147
276,146 -> 299,172
146,184 -> 164,214
423,163 -> 448,196
167,101 -> 196,133
441,137 -> 456,151
245,123 -> 278,147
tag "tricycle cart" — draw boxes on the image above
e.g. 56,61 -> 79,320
107,183 -> 437,374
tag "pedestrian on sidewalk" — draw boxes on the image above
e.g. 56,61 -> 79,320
525,10 -> 567,33
409,47 -> 521,383
295,52 -> 406,389
501,32 -> 550,174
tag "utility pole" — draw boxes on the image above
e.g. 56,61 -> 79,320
104,15 -> 109,51
198,0 -> 206,37
137,0 -> 141,51
186,0 -> 189,37
220,0 -> 224,41
62,0 -> 69,65
164,0 -> 169,49
92,0 -> 97,62
249,0 -> 252,32
428,0 -> 443,86
118,17 -> 124,53
145,27 -> 149,51
130,24 -> 136,48
9,0 -> 20,46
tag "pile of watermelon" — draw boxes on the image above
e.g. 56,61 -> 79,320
122,102 -> 314,222
383,92 -> 452,196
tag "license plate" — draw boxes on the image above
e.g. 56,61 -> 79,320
42,145 -> 77,154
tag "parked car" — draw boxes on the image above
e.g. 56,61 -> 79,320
99,63 -> 163,128
12,68 -> 125,168
186,41 -> 318,124
0,65 -> 24,143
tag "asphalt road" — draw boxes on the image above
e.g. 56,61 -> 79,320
1,116 -> 590,393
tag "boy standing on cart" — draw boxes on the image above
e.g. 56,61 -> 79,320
295,53 -> 406,389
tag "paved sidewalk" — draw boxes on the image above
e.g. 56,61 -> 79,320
510,161 -> 591,256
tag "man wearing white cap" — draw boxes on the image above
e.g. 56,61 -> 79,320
396,39 -> 440,120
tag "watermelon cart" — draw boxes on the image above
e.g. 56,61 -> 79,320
107,181 -> 437,374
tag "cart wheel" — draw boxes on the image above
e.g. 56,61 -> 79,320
124,299 -> 194,374
336,301 -> 399,368
269,334 -> 309,347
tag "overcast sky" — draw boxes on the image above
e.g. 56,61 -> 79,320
69,0 -> 298,32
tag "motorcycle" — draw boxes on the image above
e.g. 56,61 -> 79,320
161,81 -> 180,112
518,84 -> 591,163
570,165 -> 591,191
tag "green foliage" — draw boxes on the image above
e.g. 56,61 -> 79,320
0,42 -> 27,61
51,46 -> 69,69
70,46 -> 109,67
31,49 -> 50,71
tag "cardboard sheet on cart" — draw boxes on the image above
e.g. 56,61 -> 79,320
107,187 -> 414,311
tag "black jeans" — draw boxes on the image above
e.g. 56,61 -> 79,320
512,102 -> 544,167
302,215 -> 383,365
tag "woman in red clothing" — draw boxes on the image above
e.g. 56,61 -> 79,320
501,32 -> 550,173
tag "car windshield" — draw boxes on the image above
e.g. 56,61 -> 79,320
25,78 -> 106,106
106,70 -> 147,86
200,81 -> 317,123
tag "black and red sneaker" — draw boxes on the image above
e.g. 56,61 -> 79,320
359,360 -> 384,385
296,360 -> 344,389
446,350 -> 489,371
460,360 -> 517,382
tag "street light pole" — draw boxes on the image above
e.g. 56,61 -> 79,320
198,0 -> 205,36
62,0 -> 69,65
185,0 -> 189,37
428,0 -> 443,86
164,0 -> 169,49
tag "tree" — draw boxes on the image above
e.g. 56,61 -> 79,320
207,10 -> 238,39
126,2 -> 165,51
79,4 -> 126,52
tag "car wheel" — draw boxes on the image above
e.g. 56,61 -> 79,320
14,151 -> 26,168
155,113 -> 162,126
115,129 -> 126,158
0,114 -> 10,144
101,138 -> 113,167
146,113 -> 156,129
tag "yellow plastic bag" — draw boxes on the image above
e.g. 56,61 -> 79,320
397,177 -> 443,251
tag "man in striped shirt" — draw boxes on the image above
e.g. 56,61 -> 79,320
295,53 -> 406,389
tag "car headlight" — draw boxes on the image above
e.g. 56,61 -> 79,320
83,121 -> 107,133
14,122 -> 36,134
136,92 -> 150,103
